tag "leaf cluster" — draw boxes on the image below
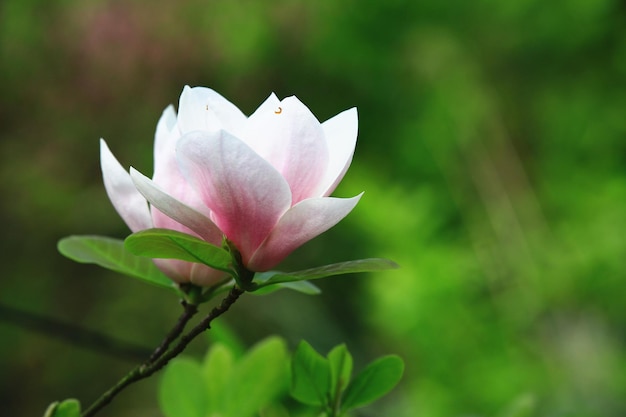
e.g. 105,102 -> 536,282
44,337 -> 403,417
291,341 -> 404,417
160,337 -> 289,417
158,337 -> 404,417
58,229 -> 398,304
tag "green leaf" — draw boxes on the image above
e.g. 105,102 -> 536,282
341,355 -> 404,412
327,344 -> 353,401
259,403 -> 291,417
43,402 -> 58,417
291,340 -> 332,407
159,358 -> 208,417
43,399 -> 80,417
252,272 -> 321,295
202,343 -> 235,416
257,280 -> 321,295
225,337 -> 289,417
256,258 -> 398,288
497,394 -> 536,417
58,235 -> 175,291
53,399 -> 80,417
125,228 -> 233,273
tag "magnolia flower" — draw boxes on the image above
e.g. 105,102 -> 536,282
102,86 -> 361,282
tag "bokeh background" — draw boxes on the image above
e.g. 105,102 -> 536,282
1,0 -> 625,416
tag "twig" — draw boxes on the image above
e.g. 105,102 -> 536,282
0,304 -> 152,362
147,300 -> 198,363
81,286 -> 244,417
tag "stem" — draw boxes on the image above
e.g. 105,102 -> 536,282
146,286 -> 243,374
148,300 -> 198,363
81,286 -> 244,417
329,382 -> 342,417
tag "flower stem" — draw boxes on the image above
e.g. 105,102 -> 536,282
81,286 -> 244,417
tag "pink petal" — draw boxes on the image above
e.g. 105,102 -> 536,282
177,130 -> 292,260
149,205 -> 206,242
248,193 -> 363,271
130,168 -> 223,245
189,263 -> 228,286
153,259 -> 226,286
177,86 -> 247,136
318,107 -> 358,196
242,95 -> 329,204
100,139 -> 152,232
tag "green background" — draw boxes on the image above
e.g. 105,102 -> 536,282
1,0 -> 625,416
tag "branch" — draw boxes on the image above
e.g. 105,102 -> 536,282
81,286 -> 244,417
147,300 -> 198,363
0,303 -> 152,362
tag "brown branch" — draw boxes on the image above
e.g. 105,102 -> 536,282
81,286 -> 244,417
147,300 -> 198,363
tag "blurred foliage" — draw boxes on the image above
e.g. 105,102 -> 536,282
157,337 -> 401,417
1,0 -> 625,416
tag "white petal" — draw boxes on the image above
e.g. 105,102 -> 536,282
177,85 -> 247,136
154,104 -> 178,175
242,95 -> 329,204
317,107 -> 358,196
248,193 -> 363,271
151,106 -> 211,221
100,139 -> 152,232
130,168 -> 224,245
234,92 -> 279,151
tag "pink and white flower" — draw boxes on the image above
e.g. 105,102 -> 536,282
101,86 -> 360,282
